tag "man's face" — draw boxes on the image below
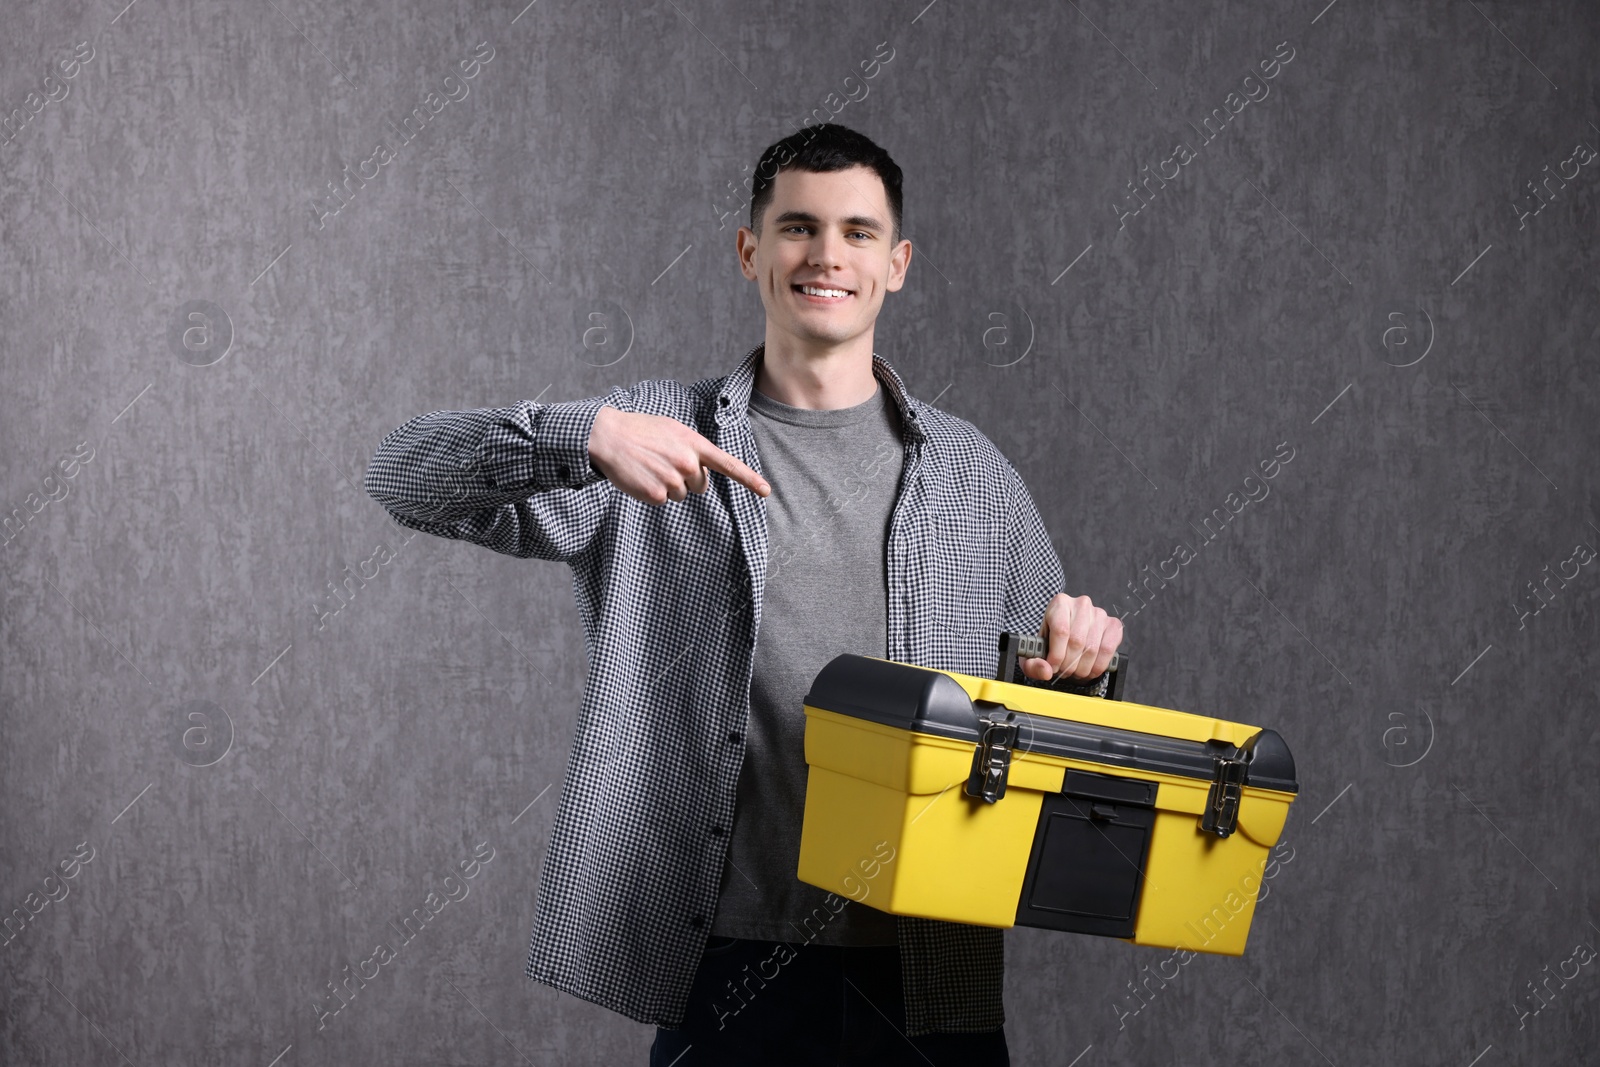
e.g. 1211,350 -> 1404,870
738,164 -> 912,348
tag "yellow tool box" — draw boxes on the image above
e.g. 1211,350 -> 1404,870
796,634 -> 1298,955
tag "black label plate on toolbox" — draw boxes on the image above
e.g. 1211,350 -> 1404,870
1015,770 -> 1157,937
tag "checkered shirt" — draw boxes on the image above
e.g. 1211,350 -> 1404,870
363,341 -> 1108,1035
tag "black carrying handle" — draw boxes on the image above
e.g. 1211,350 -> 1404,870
995,631 -> 1127,702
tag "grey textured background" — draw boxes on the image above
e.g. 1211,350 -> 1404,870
2,0 -> 1597,1064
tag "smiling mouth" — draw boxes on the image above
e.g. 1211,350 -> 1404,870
792,284 -> 854,303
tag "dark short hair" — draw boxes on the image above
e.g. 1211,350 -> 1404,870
749,123 -> 903,246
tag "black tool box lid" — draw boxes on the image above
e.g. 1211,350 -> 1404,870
805,654 -> 1298,794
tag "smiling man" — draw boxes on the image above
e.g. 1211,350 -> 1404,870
365,123 -> 1122,1066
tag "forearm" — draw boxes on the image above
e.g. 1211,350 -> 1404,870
365,392 -> 625,522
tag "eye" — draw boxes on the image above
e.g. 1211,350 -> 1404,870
783,225 -> 873,240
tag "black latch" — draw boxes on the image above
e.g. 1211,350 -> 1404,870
965,710 -> 1020,804
1200,750 -> 1249,837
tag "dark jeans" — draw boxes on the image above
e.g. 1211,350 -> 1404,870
648,935 -> 1009,1067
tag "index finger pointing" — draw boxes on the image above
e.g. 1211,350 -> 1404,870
695,437 -> 771,497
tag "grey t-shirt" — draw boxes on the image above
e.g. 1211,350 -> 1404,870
709,378 -> 906,946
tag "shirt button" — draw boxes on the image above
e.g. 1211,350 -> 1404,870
726,730 -> 741,743
689,915 -> 706,929
556,464 -> 571,482
710,825 -> 725,837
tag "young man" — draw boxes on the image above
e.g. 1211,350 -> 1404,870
365,123 -> 1122,1065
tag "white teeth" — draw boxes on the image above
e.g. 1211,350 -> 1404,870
799,285 -> 849,298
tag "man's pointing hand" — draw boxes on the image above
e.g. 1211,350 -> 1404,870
588,405 -> 771,505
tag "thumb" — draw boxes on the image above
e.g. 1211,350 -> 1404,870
1020,656 -> 1051,680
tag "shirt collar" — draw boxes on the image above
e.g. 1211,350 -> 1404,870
714,341 -> 926,441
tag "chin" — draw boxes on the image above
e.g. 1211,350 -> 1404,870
801,326 -> 858,345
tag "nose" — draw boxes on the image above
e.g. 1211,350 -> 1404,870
808,229 -> 848,271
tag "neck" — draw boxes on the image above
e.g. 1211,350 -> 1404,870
754,332 -> 878,410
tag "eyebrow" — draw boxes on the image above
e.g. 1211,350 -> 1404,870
769,209 -> 886,234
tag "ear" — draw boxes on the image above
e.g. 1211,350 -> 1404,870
885,237 -> 913,293
736,226 -> 760,281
